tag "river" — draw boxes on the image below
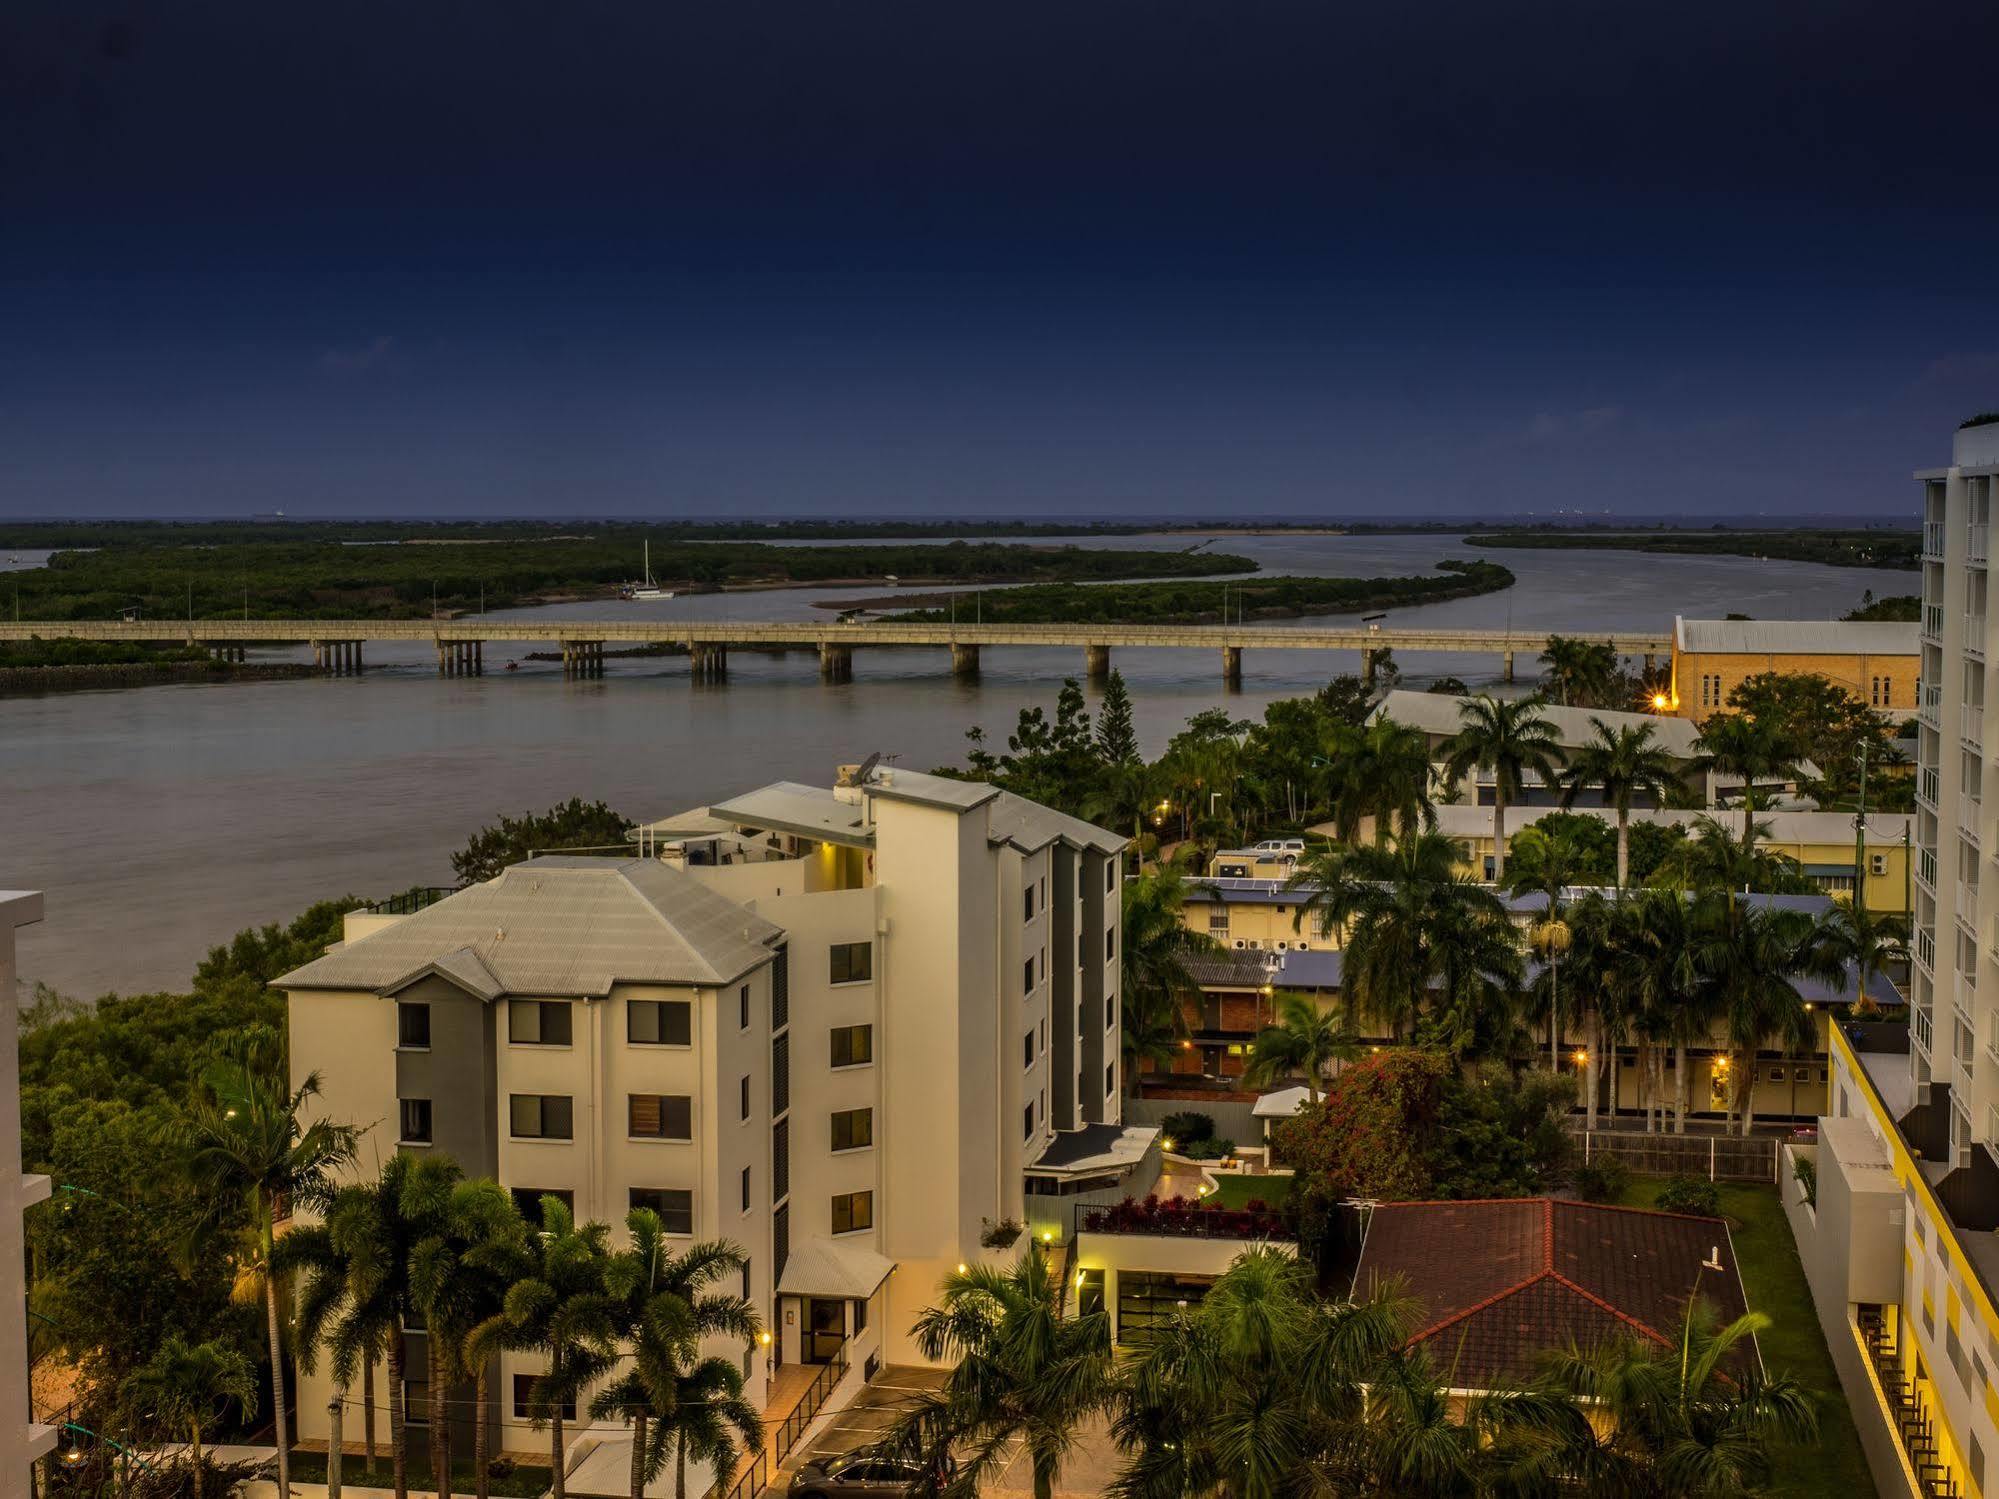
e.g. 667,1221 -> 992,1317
0,532 -> 1913,998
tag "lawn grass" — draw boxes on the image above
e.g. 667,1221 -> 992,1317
1204,1173 -> 1294,1211
286,1448 -> 553,1497
1618,1178 -> 1870,1497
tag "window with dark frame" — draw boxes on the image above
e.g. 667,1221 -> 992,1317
628,998 -> 692,1046
512,1373 -> 577,1422
627,1093 -> 693,1140
740,984 -> 750,1029
399,1097 -> 432,1144
1023,1103 -> 1035,1140
1024,885 -> 1034,921
831,1190 -> 874,1234
740,1074 -> 751,1122
630,1186 -> 694,1233
741,1165 -> 751,1212
1105,928 -> 1116,962
1023,958 -> 1035,996
830,1024 -> 873,1067
509,1187 -> 574,1228
831,1107 -> 873,1151
1023,1031 -> 1034,1068
397,1002 -> 431,1049
509,1093 -> 574,1139
509,999 -> 573,1046
830,941 -> 873,984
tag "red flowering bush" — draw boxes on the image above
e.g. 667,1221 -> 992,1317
1275,1048 -> 1450,1204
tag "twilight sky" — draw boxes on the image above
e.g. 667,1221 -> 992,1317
4,2 -> 1997,520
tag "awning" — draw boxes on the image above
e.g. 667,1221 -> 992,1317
1025,1124 -> 1158,1177
1251,1085 -> 1313,1119
776,1237 -> 896,1301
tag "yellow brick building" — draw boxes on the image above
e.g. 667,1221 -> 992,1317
1667,616 -> 1919,724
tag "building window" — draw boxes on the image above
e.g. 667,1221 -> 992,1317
742,1259 -> 752,1300
397,1002 -> 431,1050
630,1187 -> 694,1234
509,1000 -> 573,1047
830,1024 -> 873,1068
1207,912 -> 1229,933
509,1094 -> 574,1140
1024,885 -> 1035,921
1024,1102 -> 1035,1140
628,998 -> 692,1046
628,1094 -> 693,1141
773,1030 -> 790,1115
1106,1062 -> 1116,1097
509,1188 -> 574,1229
1107,861 -> 1116,893
740,984 -> 750,1030
1107,993 -> 1117,1031
773,1116 -> 789,1201
1024,1031 -> 1035,1068
1078,933 -> 1086,966
399,1098 -> 432,1144
831,1190 -> 874,1234
404,1377 -> 429,1428
740,1074 -> 751,1122
741,1165 -> 752,1213
512,1374 -> 576,1422
830,941 -> 873,985
831,1107 -> 873,1151
1024,958 -> 1036,996
1105,928 -> 1116,962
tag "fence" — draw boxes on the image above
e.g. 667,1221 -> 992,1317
1572,1125 -> 1782,1183
776,1341 -> 850,1465
1123,1096 -> 1264,1144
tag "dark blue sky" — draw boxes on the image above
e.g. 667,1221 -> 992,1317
4,1 -> 1996,519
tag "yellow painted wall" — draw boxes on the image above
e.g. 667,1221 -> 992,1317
1669,645 -> 1918,725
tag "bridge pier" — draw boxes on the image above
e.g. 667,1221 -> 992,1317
819,643 -> 853,682
1644,652 -> 1656,675
1085,644 -> 1111,683
951,643 -> 980,678
1502,650 -> 1515,684
691,643 -> 727,683
1362,648 -> 1377,685
1222,646 -> 1242,688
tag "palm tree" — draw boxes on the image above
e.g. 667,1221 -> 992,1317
1440,694 -> 1563,882
1241,991 -> 1356,1103
281,1206 -> 386,1478
1524,1309 -> 1817,1494
1820,899 -> 1910,1014
1119,862 -> 1222,1095
591,1210 -> 763,1499
1692,896 -> 1841,1135
885,1244 -> 1113,1499
1692,713 -> 1794,846
1507,825 -> 1593,1073
498,1196 -> 619,1499
279,1152 -> 463,1499
1290,833 -> 1517,1046
1325,718 -> 1435,845
1108,1246 -> 1409,1499
1655,813 -> 1813,897
1559,719 -> 1679,888
1609,891 -> 1702,1134
122,1336 -> 260,1499
1537,636 -> 1618,709
410,1178 -> 532,1498
159,1030 -> 358,1499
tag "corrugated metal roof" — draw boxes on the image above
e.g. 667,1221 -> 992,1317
1423,801 -> 1911,845
709,782 -> 875,847
278,857 -> 781,997
774,1236 -> 897,1300
1675,616 -> 1918,656
1371,690 -> 1702,756
986,789 -> 1127,856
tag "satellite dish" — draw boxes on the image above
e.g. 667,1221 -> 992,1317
851,752 -> 882,786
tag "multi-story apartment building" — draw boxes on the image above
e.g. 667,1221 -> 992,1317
1,894 -> 57,1484
280,765 -> 1148,1467
1803,420 -> 1999,1499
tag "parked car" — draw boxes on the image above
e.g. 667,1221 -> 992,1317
788,1448 -> 954,1498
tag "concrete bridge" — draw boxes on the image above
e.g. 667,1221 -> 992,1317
0,618 -> 1672,684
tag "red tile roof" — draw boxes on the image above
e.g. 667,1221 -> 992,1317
1351,1198 -> 1751,1388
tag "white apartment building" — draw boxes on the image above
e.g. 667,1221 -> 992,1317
280,764 -> 1149,1466
1801,420 -> 1999,1499
1,893 -> 58,1482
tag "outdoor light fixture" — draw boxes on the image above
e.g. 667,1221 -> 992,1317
1572,1049 -> 1588,1066
957,1263 -> 968,1274
1652,693 -> 1669,710
759,1331 -> 772,1346
1041,1229 -> 1054,1243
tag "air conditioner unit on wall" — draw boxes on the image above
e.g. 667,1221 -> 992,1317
1232,939 -> 1247,950
1870,854 -> 1889,876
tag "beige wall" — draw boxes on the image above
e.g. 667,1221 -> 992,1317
1670,645 -> 1918,724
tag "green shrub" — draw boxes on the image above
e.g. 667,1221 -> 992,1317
1655,1174 -> 1721,1217
1160,1111 -> 1217,1145
1175,1137 -> 1235,1161
1573,1157 -> 1631,1204
1793,1155 -> 1818,1208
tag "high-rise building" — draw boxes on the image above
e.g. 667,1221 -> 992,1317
0,893 -> 58,1481
279,765 -> 1154,1468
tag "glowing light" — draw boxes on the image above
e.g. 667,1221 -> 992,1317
759,1331 -> 772,1346
956,1263 -> 968,1274
1572,1049 -> 1588,1066
1041,1229 -> 1054,1243
1076,1269 -> 1087,1285
1160,1139 -> 1175,1153
1652,693 -> 1669,710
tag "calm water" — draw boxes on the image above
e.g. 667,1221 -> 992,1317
0,533 -> 1913,998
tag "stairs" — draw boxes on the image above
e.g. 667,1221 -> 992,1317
1859,1308 -> 1962,1499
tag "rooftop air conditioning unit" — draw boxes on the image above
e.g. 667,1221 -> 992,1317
1275,941 -> 1289,952
1295,940 -> 1310,950
1232,939 -> 1247,950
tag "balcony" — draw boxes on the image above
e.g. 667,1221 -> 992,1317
1921,680 -> 1943,726
1919,767 -> 1941,810
1918,926 -> 1936,972
1918,845 -> 1938,891
1974,524 -> 1991,565
1924,603 -> 1946,641
1926,520 -> 1948,558
1970,620 -> 1989,660
1966,704 -> 1985,745
1915,1005 -> 1934,1056
1962,796 -> 1984,840
1955,975 -> 1977,1025
1959,882 -> 1980,926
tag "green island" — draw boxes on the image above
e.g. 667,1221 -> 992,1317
877,558 -> 1514,625
1466,527 -> 1919,570
1,530 -> 1254,622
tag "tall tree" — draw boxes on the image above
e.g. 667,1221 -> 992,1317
1241,991 -> 1356,1104
121,1335 -> 260,1499
1095,668 -> 1140,766
886,1245 -> 1113,1499
1558,719 -> 1680,888
1691,714 -> 1795,846
1441,693 -> 1563,883
159,1030 -> 358,1499
1325,717 -> 1436,846
1537,636 -> 1620,709
1691,896 -> 1842,1135
453,797 -> 632,882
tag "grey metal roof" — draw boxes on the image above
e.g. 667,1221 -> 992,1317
1371,690 -> 1703,756
1674,616 -> 1918,656
278,857 -> 781,997
862,766 -> 1000,812
709,782 -> 875,848
986,789 -> 1127,856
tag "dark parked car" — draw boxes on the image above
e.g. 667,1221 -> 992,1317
788,1448 -> 953,1498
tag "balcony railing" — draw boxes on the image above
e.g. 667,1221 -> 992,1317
1961,795 -> 1983,839
1920,680 -> 1943,725
1919,768 -> 1941,809
1970,620 -> 1989,656
1858,1306 -> 1963,1497
1959,881 -> 1980,923
1973,524 -> 1991,565
1967,705 -> 1986,746
369,885 -> 459,916
1926,604 -> 1946,640
1955,975 -> 1977,1024
1925,520 -> 1948,558
1915,1006 -> 1934,1056
1918,926 -> 1936,971
1918,845 -> 1938,890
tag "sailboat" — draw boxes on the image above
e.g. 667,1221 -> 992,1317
627,541 -> 674,602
